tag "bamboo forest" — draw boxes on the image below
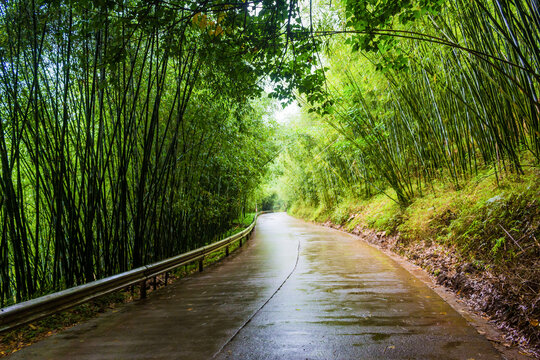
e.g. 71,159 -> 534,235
0,0 -> 539,357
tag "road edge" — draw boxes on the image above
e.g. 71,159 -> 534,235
325,222 -> 533,360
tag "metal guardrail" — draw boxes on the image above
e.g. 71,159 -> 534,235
0,212 -> 264,333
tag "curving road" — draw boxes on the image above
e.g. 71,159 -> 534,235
10,213 -> 501,359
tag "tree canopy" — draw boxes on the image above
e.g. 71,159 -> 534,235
0,0 -> 324,305
0,0 -> 538,319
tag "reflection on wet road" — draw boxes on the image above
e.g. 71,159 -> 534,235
10,213 -> 501,359
216,213 -> 501,359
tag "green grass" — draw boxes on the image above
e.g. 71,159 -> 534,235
289,165 -> 540,267
219,212 -> 256,239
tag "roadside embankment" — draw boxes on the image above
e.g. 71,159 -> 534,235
289,167 -> 540,358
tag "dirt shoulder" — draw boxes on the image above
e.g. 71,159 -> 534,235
319,220 -> 539,359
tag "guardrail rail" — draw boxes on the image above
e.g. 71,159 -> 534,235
0,212 -> 265,333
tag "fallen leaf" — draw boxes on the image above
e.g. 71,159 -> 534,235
187,308 -> 193,311
530,319 -> 539,327
28,324 -> 37,330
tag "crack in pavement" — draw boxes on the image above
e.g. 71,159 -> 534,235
212,239 -> 301,358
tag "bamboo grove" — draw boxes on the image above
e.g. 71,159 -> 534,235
0,0 -> 320,305
281,0 -> 539,208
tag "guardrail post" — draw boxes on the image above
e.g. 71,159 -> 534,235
239,237 -> 243,247
153,276 -> 157,290
225,245 -> 229,257
198,259 -> 204,272
165,272 -> 169,286
140,280 -> 147,299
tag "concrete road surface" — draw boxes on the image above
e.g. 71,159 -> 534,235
9,212 -> 501,359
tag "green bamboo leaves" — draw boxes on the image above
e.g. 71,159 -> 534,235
282,0 -> 538,210
0,0 -> 286,306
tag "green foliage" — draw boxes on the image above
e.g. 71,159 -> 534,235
279,0 -> 539,214
289,164 -> 539,272
446,178 -> 540,265
0,0 -> 313,305
343,0 -> 444,71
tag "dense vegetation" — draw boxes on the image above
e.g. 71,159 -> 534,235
0,0 -> 324,306
280,0 -> 538,207
1,0 -> 539,349
276,0 -> 539,258
271,0 -> 539,350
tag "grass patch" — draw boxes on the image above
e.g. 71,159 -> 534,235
291,165 -> 539,268
289,191 -> 403,234
397,166 -> 540,265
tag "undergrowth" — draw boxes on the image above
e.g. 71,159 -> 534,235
289,164 -> 540,354
290,166 -> 539,270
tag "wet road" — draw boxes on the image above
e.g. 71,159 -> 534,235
10,213 -> 501,359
